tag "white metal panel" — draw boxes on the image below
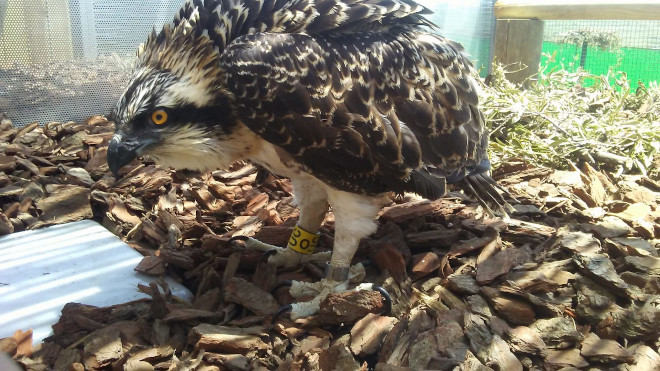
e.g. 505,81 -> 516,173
0,220 -> 193,345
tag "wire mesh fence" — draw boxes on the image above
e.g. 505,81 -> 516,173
541,20 -> 660,86
0,0 -> 180,127
0,0 -> 496,127
1,1 -> 658,128
420,0 -> 496,75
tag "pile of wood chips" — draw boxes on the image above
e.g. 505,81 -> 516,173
0,113 -> 659,371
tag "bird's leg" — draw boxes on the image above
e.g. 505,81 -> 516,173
238,177 -> 331,268
284,191 -> 384,319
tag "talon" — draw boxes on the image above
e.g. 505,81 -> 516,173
229,235 -> 249,243
261,248 -> 280,263
271,280 -> 293,295
372,285 -> 392,315
272,305 -> 292,323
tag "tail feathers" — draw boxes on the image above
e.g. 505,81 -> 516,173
407,168 -> 447,200
461,173 -> 516,217
400,159 -> 515,215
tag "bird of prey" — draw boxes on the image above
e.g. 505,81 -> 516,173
107,0 -> 506,319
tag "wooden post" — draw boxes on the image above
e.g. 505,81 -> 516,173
491,0 -> 660,86
493,19 -> 544,86
495,0 -> 660,21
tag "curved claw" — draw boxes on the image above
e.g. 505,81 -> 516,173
271,280 -> 293,295
229,235 -> 250,243
261,248 -> 280,264
372,285 -> 392,315
271,305 -> 292,323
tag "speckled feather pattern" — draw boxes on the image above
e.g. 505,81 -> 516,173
123,0 -> 489,199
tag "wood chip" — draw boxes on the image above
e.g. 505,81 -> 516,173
0,154 -> 17,172
134,256 -> 166,276
481,287 -> 536,326
83,327 -> 123,370
476,246 -> 532,285
505,270 -> 559,294
446,274 -> 481,295
19,181 -> 45,202
380,200 -> 453,223
350,313 -> 397,357
202,353 -> 250,370
433,285 -> 467,311
15,157 -> 41,176
406,228 -> 461,249
66,167 -> 94,187
244,192 -> 268,215
613,344 -> 660,371
223,277 -> 279,317
574,276 -> 620,324
188,324 -> 269,355
605,237 -> 657,257
545,348 -> 589,369
0,213 -> 14,235
506,326 -> 548,357
559,230 -> 602,255
573,253 -> 638,299
530,318 -> 583,349
479,335 -> 522,371
368,242 -> 408,284
453,350 -> 490,371
318,345 -> 360,371
53,348 -> 83,371
11,329 -> 33,357
620,271 -> 660,295
374,364 -> 413,371
411,252 -> 440,280
580,332 -> 634,363
0,184 -> 24,198
411,319 -> 466,369
464,313 -> 492,354
536,259 -> 576,286
164,308 -> 222,322
596,296 -> 660,341
624,256 -> 660,276
581,216 -> 633,239
466,294 -> 493,319
124,345 -> 174,366
252,225 -> 293,246
318,290 -> 386,325
35,186 -> 92,226
1,112 -> 658,370
0,337 -> 18,356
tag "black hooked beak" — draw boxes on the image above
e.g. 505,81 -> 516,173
107,134 -> 140,178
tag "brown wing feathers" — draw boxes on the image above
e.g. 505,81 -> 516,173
155,0 -> 488,198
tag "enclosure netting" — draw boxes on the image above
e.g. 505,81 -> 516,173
541,20 -> 660,86
2,1 -> 659,128
0,0 -> 182,127
0,0 -> 494,127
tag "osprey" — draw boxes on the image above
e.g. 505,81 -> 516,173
108,0 -> 505,319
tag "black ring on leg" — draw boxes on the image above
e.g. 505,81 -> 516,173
271,305 -> 292,323
372,285 -> 392,315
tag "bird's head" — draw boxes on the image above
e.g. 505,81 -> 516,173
107,20 -> 240,177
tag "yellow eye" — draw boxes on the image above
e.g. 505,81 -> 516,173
151,110 -> 168,125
